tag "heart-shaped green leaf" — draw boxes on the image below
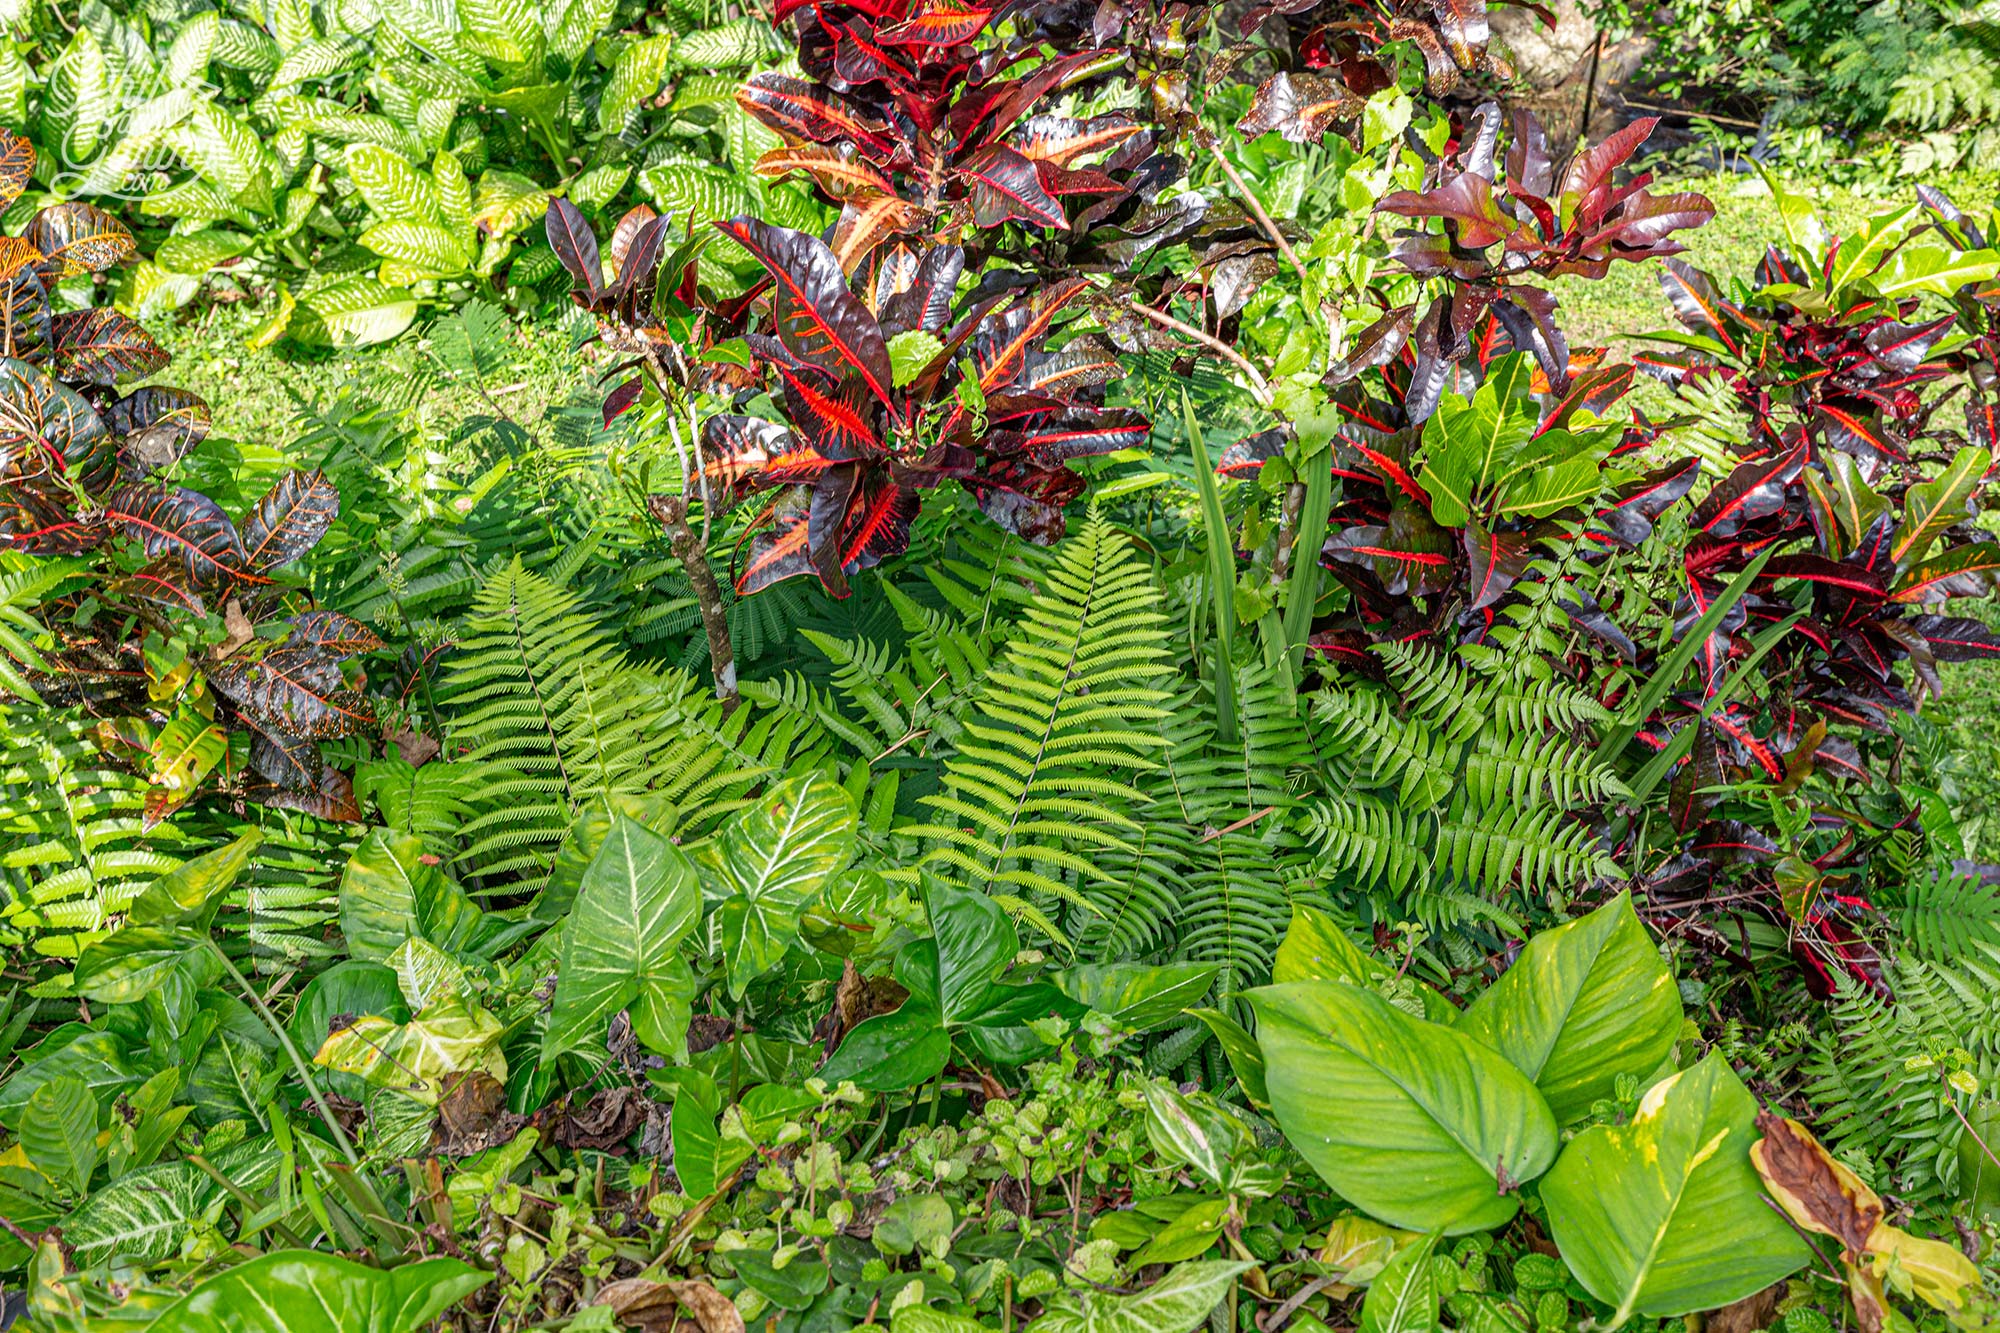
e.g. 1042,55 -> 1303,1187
1250,980 -> 1558,1233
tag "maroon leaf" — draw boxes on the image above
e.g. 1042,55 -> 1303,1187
836,471 -> 920,571
1239,71 -> 1362,143
1656,259 -> 1742,354
966,456 -> 1085,543
1216,428 -> 1288,478
1862,314 -> 1954,374
738,486 -> 816,594
240,470 -> 339,573
737,74 -> 892,153
545,199 -> 601,300
1379,172 -> 1515,249
26,202 -> 134,276
1461,521 -> 1533,609
878,244 -> 964,338
51,309 -> 168,385
960,145 -> 1068,229
103,484 -> 251,586
289,609 -> 382,658
878,1 -> 994,46
0,359 -> 112,483
1692,438 -> 1807,537
1596,457 -> 1699,546
714,217 -> 898,412
107,387 -> 210,479
991,406 -> 1150,465
1760,555 -> 1887,595
602,376 -> 642,426
1908,614 -> 2000,660
1326,306 -> 1416,386
209,646 -> 375,737
1557,116 -> 1658,207
775,363 -> 880,460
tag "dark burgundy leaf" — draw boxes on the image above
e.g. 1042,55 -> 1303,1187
1596,457 -> 1700,547
1692,438 -> 1806,537
966,456 -> 1085,543
210,646 -> 375,737
1558,586 -> 1637,660
878,244 -> 964,338
52,309 -> 168,385
26,202 -> 134,276
290,609 -> 382,659
1239,71 -> 1361,143
1379,172 -> 1514,249
1656,259 -> 1742,353
545,199 -> 601,300
1908,615 -> 2000,660
737,74 -> 892,153
1891,543 -> 2000,603
1461,521 -> 1533,609
1326,305 -> 1416,386
714,217 -> 897,412
960,145 -> 1068,228
1216,428 -> 1289,477
107,387 -> 210,479
240,469 -> 339,573
1760,555 -> 1887,595
103,484 -> 250,586
602,376 -> 642,426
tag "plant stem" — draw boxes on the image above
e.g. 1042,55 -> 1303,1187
1129,302 -> 1272,405
647,492 -> 738,712
206,940 -> 361,1168
1202,137 -> 1312,291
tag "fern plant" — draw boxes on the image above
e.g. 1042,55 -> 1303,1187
901,515 -> 1174,943
1304,642 -> 1623,929
442,559 -> 807,885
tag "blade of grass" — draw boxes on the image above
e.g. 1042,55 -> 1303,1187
1184,387 -> 1239,746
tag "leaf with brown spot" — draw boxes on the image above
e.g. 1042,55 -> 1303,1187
26,203 -> 134,276
594,1277 -> 746,1333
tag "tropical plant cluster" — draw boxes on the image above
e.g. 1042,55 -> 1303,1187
3,2 -> 2000,1333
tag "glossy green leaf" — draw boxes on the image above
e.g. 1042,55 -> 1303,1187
1025,1260 -> 1252,1333
700,772 -> 857,998
339,829 -> 483,962
1541,1055 -> 1811,1324
544,815 -> 702,1059
814,1000 -> 949,1092
1189,1007 -> 1268,1106
145,1251 -> 489,1333
670,1077 -> 751,1198
72,927 -> 196,1004
1359,1230 -> 1442,1333
20,1074 -> 98,1194
1250,980 -> 1558,1233
1455,893 -> 1682,1123
1054,961 -> 1218,1030
346,143 -> 443,224
129,830 -> 261,927
315,993 -> 506,1105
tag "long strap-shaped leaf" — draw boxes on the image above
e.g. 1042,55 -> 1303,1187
1184,388 -> 1238,747
1598,543 -> 1775,760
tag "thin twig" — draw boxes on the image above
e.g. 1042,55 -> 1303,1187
1128,302 -> 1272,404
1203,138 -> 1311,291
1202,805 -> 1280,842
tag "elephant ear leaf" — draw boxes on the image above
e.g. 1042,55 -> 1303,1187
1249,980 -> 1558,1235
1455,891 -> 1682,1123
1542,1056 -> 1809,1324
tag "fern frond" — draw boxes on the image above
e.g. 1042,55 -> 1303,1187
1436,792 -> 1619,897
1464,729 -> 1629,808
1896,869 -> 2000,963
1311,683 -> 1460,808
903,515 -> 1172,928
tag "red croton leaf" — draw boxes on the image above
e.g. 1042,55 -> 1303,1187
209,645 -> 375,738
289,609 -> 383,658
718,217 -> 899,412
545,199 -> 601,300
103,484 -> 253,587
240,469 -> 340,573
106,386 -> 210,478
51,309 -> 168,386
960,145 -> 1068,229
26,202 -> 134,277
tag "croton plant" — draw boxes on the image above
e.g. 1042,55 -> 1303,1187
0,129 -> 374,821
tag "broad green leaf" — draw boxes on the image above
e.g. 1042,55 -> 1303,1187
669,18 -> 785,69
20,1074 -> 98,1194
387,937 -> 467,1012
455,0 -> 543,66
155,229 -> 251,276
289,961 -> 408,1099
1274,903 -> 1379,984
72,927 -> 194,1004
346,144 -> 443,225
700,772 -> 856,998
600,35 -> 675,131
145,1251 -> 489,1333
544,816 -> 701,1059
729,1248 -> 829,1311
1054,961 -> 1217,1030
1359,1230 -> 1442,1333
893,1307 -> 989,1333
0,1030 -> 136,1131
470,170 -> 550,238
165,13 -> 219,85
315,993 -> 505,1104
432,150 -> 473,233
1825,204 -> 1919,295
358,220 -> 472,274
41,28 -> 110,163
549,0 -> 616,62
670,1077 -> 751,1197
1866,244 -> 2000,301
1189,1006 -> 1268,1106
1025,1260 -> 1252,1333
63,1139 -> 280,1264
1417,352 -> 1537,527
1541,1056 -> 1810,1324
339,829 -> 483,961
888,330 -> 945,388
1250,980 -> 1558,1233
814,1000 -> 950,1092
1143,1082 -> 1246,1189
1456,893 -> 1681,1123
129,830 -> 261,927
291,276 -> 419,348
166,104 -> 277,203
1895,445 -> 1986,566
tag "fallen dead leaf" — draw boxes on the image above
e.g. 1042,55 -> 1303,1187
594,1276 -> 745,1333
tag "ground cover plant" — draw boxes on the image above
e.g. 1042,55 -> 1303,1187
3,2 -> 2000,1332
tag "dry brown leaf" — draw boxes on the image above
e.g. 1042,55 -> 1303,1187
594,1276 -> 745,1333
